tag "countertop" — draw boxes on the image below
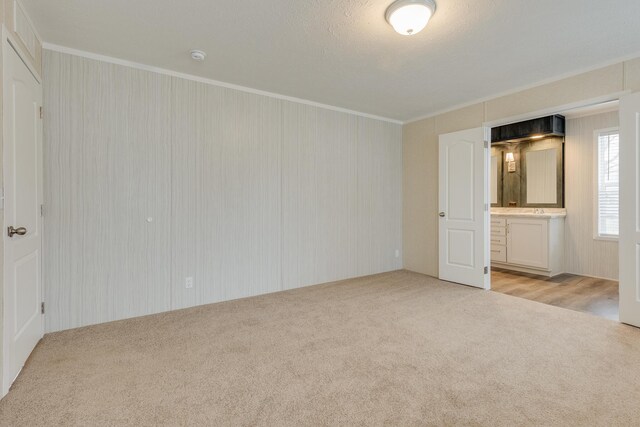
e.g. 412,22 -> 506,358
491,208 -> 567,218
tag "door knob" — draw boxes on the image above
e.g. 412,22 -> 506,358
8,226 -> 27,237
439,212 -> 445,217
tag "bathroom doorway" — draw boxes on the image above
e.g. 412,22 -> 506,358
487,100 -> 621,321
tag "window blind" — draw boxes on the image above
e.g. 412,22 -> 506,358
597,130 -> 619,237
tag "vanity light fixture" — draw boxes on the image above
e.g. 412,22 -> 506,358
505,152 -> 516,173
385,0 -> 437,36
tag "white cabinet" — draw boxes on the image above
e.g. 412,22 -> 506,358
491,215 -> 564,277
507,219 -> 549,269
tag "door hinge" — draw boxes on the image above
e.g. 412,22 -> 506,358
41,302 -> 45,314
484,266 -> 489,274
40,106 -> 44,119
41,204 -> 44,217
485,203 -> 488,212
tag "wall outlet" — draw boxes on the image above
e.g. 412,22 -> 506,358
185,277 -> 194,289
395,249 -> 400,258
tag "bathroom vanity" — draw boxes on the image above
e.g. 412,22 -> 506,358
490,116 -> 567,277
491,208 -> 566,277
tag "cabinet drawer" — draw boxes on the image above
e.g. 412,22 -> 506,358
491,217 -> 506,227
490,235 -> 506,246
491,244 -> 507,262
491,226 -> 506,236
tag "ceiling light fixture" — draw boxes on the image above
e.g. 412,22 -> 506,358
385,0 -> 436,36
190,50 -> 206,62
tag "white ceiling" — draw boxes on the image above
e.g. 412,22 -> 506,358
24,0 -> 640,121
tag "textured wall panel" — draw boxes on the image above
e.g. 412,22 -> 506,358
171,79 -> 282,309
357,117 -> 403,276
43,51 -> 85,331
44,52 -> 172,331
564,111 -> 619,280
81,60 -> 172,326
43,50 -> 402,331
282,103 -> 358,290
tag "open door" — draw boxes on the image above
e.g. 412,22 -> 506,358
619,92 -> 640,328
2,40 -> 44,396
438,127 -> 490,289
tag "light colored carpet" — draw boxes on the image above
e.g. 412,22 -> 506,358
1,270 -> 639,426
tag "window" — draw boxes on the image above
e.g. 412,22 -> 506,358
595,129 -> 619,239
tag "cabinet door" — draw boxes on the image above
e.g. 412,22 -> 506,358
506,219 -> 549,269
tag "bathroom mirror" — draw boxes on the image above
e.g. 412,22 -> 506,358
520,140 -> 564,207
524,149 -> 557,204
491,137 -> 564,208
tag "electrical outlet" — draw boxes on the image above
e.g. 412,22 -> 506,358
185,277 -> 194,289
395,249 -> 400,258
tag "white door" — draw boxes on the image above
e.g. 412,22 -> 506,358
2,40 -> 43,396
438,128 -> 489,289
506,218 -> 549,269
620,92 -> 640,328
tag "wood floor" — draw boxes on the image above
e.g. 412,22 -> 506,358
491,268 -> 619,320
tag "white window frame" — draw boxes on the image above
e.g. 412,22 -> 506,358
593,127 -> 620,241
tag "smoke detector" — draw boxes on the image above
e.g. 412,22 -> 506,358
190,50 -> 206,62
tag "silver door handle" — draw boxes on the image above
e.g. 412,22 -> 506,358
439,212 -> 445,217
8,226 -> 27,237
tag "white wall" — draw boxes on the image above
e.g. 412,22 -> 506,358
564,110 -> 619,279
43,50 -> 402,332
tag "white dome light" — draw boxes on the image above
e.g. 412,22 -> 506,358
385,0 -> 436,36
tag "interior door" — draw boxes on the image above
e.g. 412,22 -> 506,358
438,127 -> 489,289
619,92 -> 640,328
2,40 -> 44,396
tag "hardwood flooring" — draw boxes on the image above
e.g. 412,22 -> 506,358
491,268 -> 619,320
